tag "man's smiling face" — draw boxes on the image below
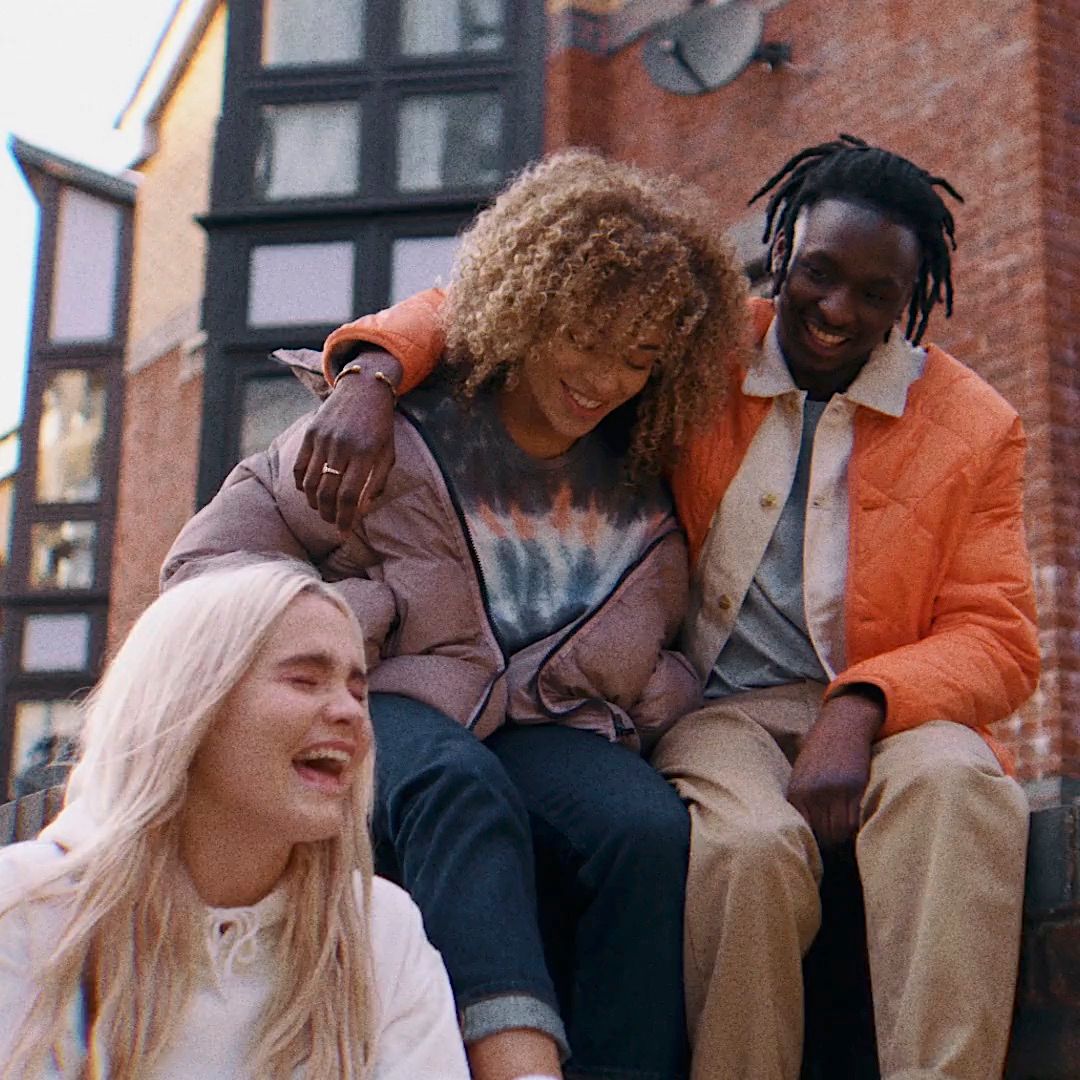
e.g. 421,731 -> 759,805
773,198 -> 920,398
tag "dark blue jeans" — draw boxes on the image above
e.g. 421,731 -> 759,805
371,693 -> 690,1079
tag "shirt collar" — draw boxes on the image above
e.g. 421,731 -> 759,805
743,314 -> 927,418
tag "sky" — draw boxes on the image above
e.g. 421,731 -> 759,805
0,0 -> 182,439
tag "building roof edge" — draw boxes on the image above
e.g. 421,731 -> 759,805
114,0 -> 221,161
9,135 -> 138,205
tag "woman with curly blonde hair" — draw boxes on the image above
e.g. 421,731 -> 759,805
438,149 -> 747,477
0,560 -> 467,1079
165,150 -> 750,1080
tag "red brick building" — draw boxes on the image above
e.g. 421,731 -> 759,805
4,0 -> 1078,802
545,0 -> 1079,795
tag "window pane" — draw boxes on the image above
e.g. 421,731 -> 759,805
49,189 -> 122,343
240,377 -> 316,459
401,0 -> 505,55
29,521 -> 97,590
0,431 -> 18,477
36,370 -> 108,504
398,93 -> 503,192
391,236 -> 460,304
256,103 -> 361,200
0,486 -> 12,573
262,0 -> 365,65
10,700 -> 81,798
0,434 -> 18,567
247,242 -> 355,327
21,613 -> 91,672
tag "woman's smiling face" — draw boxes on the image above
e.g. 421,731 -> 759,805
497,322 -> 664,459
774,198 -> 920,397
185,593 -> 371,853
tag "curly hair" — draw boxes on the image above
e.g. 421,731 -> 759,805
442,150 -> 749,476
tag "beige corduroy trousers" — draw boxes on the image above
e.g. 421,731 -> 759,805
651,682 -> 1029,1080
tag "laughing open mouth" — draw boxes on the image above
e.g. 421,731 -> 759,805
292,746 -> 352,789
563,382 -> 603,411
804,321 -> 850,349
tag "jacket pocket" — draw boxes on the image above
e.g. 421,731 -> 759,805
533,527 -> 689,729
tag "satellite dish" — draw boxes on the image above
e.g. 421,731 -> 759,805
643,1 -> 785,96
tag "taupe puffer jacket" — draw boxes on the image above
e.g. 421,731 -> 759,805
162,354 -> 702,751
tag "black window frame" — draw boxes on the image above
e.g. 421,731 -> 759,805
196,0 -> 545,505
2,146 -> 133,790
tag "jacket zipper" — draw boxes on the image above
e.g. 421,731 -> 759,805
398,408 -> 507,730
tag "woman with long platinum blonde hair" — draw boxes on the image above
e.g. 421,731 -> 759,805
0,559 -> 468,1079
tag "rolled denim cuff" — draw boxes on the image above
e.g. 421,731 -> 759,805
461,993 -> 570,1062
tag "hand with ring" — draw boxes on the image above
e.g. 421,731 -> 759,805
294,349 -> 401,531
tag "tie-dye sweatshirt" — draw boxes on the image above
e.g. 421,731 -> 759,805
402,378 -> 673,656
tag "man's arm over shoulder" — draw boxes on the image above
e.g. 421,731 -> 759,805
298,289 -> 449,530
322,288 -> 448,392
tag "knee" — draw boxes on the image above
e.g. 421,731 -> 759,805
422,734 -> 526,812
376,715 -> 527,828
709,815 -> 819,886
886,746 -> 1028,838
598,795 -> 691,878
633,795 -> 691,859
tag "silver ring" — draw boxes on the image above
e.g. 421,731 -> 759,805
321,463 -> 343,477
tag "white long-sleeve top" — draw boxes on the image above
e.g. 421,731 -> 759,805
0,840 -> 469,1079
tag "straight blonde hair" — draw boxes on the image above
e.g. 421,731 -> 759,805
2,559 -> 376,1079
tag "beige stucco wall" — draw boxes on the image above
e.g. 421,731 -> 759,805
125,3 -> 225,365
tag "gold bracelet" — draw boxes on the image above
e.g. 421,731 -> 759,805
337,362 -> 398,402
372,370 -> 399,403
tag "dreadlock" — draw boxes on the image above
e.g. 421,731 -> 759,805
749,134 -> 963,344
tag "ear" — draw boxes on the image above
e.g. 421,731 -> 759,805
770,233 -> 787,277
884,284 -> 915,342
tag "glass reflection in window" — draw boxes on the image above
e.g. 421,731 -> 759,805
10,700 -> 82,798
262,0 -> 365,66
247,242 -> 355,327
401,0 -> 505,55
398,93 -> 503,192
36,370 -> 107,504
49,188 -> 122,343
29,521 -> 97,590
256,103 -> 361,200
21,613 -> 91,673
391,236 -> 461,304
240,377 -> 317,459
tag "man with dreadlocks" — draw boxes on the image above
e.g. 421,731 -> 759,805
290,137 -> 1039,1080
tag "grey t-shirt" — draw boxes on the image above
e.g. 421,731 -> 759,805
402,379 -> 673,655
706,397 -> 829,697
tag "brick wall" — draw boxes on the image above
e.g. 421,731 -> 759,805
1034,0 -> 1080,779
546,0 -> 1070,781
107,349 -> 203,657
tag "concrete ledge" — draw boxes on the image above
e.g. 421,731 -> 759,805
1007,803 -> 1080,1078
803,803 -> 1080,1078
